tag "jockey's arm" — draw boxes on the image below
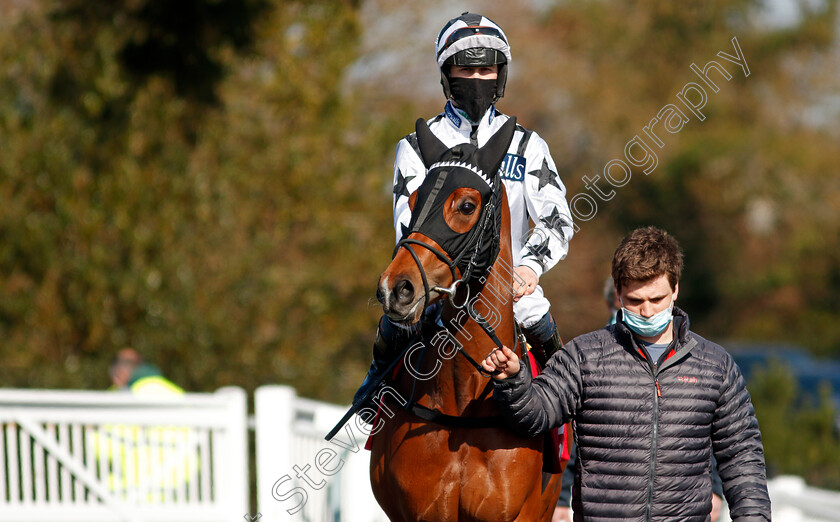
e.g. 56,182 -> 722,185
392,137 -> 427,243
517,134 -> 574,278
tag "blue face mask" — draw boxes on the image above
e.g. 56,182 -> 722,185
620,299 -> 674,338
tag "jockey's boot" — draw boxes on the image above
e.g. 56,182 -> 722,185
353,315 -> 418,407
522,311 -> 563,369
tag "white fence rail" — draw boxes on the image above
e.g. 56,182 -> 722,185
3,385 -> 840,521
765,475 -> 840,522
254,385 -> 387,522
0,387 -> 248,522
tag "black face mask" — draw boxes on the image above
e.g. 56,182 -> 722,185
448,77 -> 497,123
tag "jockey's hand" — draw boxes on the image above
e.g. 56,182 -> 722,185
711,493 -> 722,522
513,266 -> 538,302
552,506 -> 572,522
482,345 -> 520,380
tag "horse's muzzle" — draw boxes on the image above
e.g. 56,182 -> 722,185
378,274 -> 424,323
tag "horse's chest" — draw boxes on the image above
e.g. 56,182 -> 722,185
371,418 -> 544,521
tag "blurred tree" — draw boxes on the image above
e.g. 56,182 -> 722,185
49,0 -> 270,105
520,0 -> 840,357
0,0 -> 395,401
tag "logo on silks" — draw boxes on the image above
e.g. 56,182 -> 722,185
398,116 -> 518,283
500,153 -> 526,181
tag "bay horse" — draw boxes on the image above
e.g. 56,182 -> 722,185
369,117 -> 564,521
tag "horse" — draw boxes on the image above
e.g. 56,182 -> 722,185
368,116 -> 565,521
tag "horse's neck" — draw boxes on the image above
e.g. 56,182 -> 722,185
405,189 -> 514,416
434,255 -> 516,414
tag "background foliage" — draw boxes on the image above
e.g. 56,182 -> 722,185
1,0 -> 838,487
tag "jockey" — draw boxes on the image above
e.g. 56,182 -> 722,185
355,12 -> 575,404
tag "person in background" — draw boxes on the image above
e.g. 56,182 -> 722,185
109,347 -> 183,395
103,348 -> 189,497
603,276 -> 622,326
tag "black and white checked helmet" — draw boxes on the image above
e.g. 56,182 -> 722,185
435,12 -> 512,101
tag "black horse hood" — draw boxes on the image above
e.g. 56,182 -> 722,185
405,117 -> 516,280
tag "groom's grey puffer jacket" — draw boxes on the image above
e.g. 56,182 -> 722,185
493,307 -> 771,521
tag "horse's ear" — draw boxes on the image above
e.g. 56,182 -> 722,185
477,116 -> 517,176
415,118 -> 448,169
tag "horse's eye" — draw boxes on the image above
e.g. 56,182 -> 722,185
459,201 -> 477,215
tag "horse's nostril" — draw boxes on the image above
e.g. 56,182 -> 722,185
393,279 -> 415,305
376,285 -> 385,304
